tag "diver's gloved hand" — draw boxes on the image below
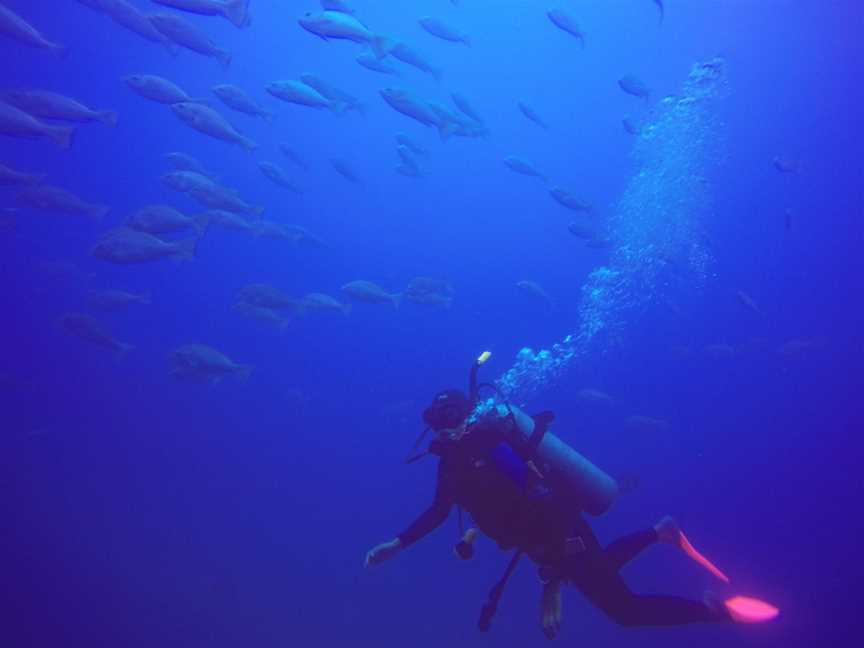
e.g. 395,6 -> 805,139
364,538 -> 403,568
541,578 -> 562,640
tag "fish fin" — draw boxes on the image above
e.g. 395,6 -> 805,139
224,0 -> 251,29
330,100 -> 349,115
240,136 -> 258,152
351,101 -> 367,116
430,67 -> 443,82
235,364 -> 253,381
49,125 -> 75,150
392,293 -> 402,310
98,110 -> 118,127
173,236 -> 198,261
217,50 -> 232,70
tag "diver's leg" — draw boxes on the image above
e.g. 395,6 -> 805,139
566,559 -> 724,627
603,528 -> 658,571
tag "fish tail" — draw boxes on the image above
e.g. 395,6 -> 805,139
173,236 -> 198,261
462,35 -> 471,47
437,121 -> 455,142
224,0 -> 251,29
392,293 -> 402,310
342,303 -> 352,317
263,110 -> 277,122
236,364 -> 254,381
217,49 -> 232,70
140,291 -> 152,306
98,110 -> 118,127
240,135 -> 258,152
351,101 -> 368,116
250,205 -> 265,217
430,67 -> 443,82
48,125 -> 76,150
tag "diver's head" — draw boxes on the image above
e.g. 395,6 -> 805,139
423,389 -> 472,439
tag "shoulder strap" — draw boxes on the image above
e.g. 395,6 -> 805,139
525,411 -> 555,458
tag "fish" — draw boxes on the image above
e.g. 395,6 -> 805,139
625,415 -> 670,433
567,221 -> 597,239
233,302 -> 290,330
395,132 -> 428,157
549,187 -> 592,212
1,90 -> 117,126
517,100 -> 547,128
418,17 -> 470,46
389,42 -> 441,81
212,84 -> 274,120
576,388 -> 614,405
773,156 -> 801,174
356,52 -> 401,75
279,144 -> 308,170
0,99 -> 75,149
300,73 -> 364,114
16,185 -> 108,219
78,0 -> 177,55
87,289 -> 151,311
151,0 -> 251,29
622,117 -> 641,135
126,204 -> 208,236
320,0 -> 354,13
428,102 -> 489,139
237,284 -> 301,310
301,292 -> 351,316
91,227 -> 198,264
618,75 -> 651,100
396,145 -> 422,178
341,280 -> 401,309
164,152 -> 217,178
257,161 -> 301,192
450,92 -> 484,124
0,3 -> 66,56
149,13 -> 231,68
203,209 -> 253,232
169,344 -> 252,383
405,277 -> 454,308
0,162 -> 44,186
266,80 -> 344,112
171,102 -> 257,151
330,157 -> 361,184
547,9 -> 585,48
61,313 -> 134,357
516,280 -> 554,309
504,156 -> 547,182
161,169 -> 217,195
380,88 -> 455,141
736,290 -> 760,314
187,183 -> 262,215
298,10 -> 389,58
124,74 -> 205,104
653,0 -> 665,25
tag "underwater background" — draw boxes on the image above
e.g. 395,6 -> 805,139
1,1 -> 861,646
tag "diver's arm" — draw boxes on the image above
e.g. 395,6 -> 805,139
364,462 -> 454,567
540,577 -> 563,640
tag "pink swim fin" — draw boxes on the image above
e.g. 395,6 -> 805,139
724,596 -> 780,623
678,530 -> 731,583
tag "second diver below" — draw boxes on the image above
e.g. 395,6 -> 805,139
364,353 -> 778,639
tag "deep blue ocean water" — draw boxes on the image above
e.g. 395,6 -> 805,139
1,1 -> 861,646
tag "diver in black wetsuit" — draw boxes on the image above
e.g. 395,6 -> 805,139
364,387 -> 730,638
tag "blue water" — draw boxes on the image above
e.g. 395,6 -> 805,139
1,1 -> 861,646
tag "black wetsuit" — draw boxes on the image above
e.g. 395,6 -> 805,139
397,415 -> 719,628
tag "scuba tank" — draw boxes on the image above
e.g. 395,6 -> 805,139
504,404 -> 618,516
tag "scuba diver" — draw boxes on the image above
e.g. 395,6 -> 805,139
364,353 -> 778,638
